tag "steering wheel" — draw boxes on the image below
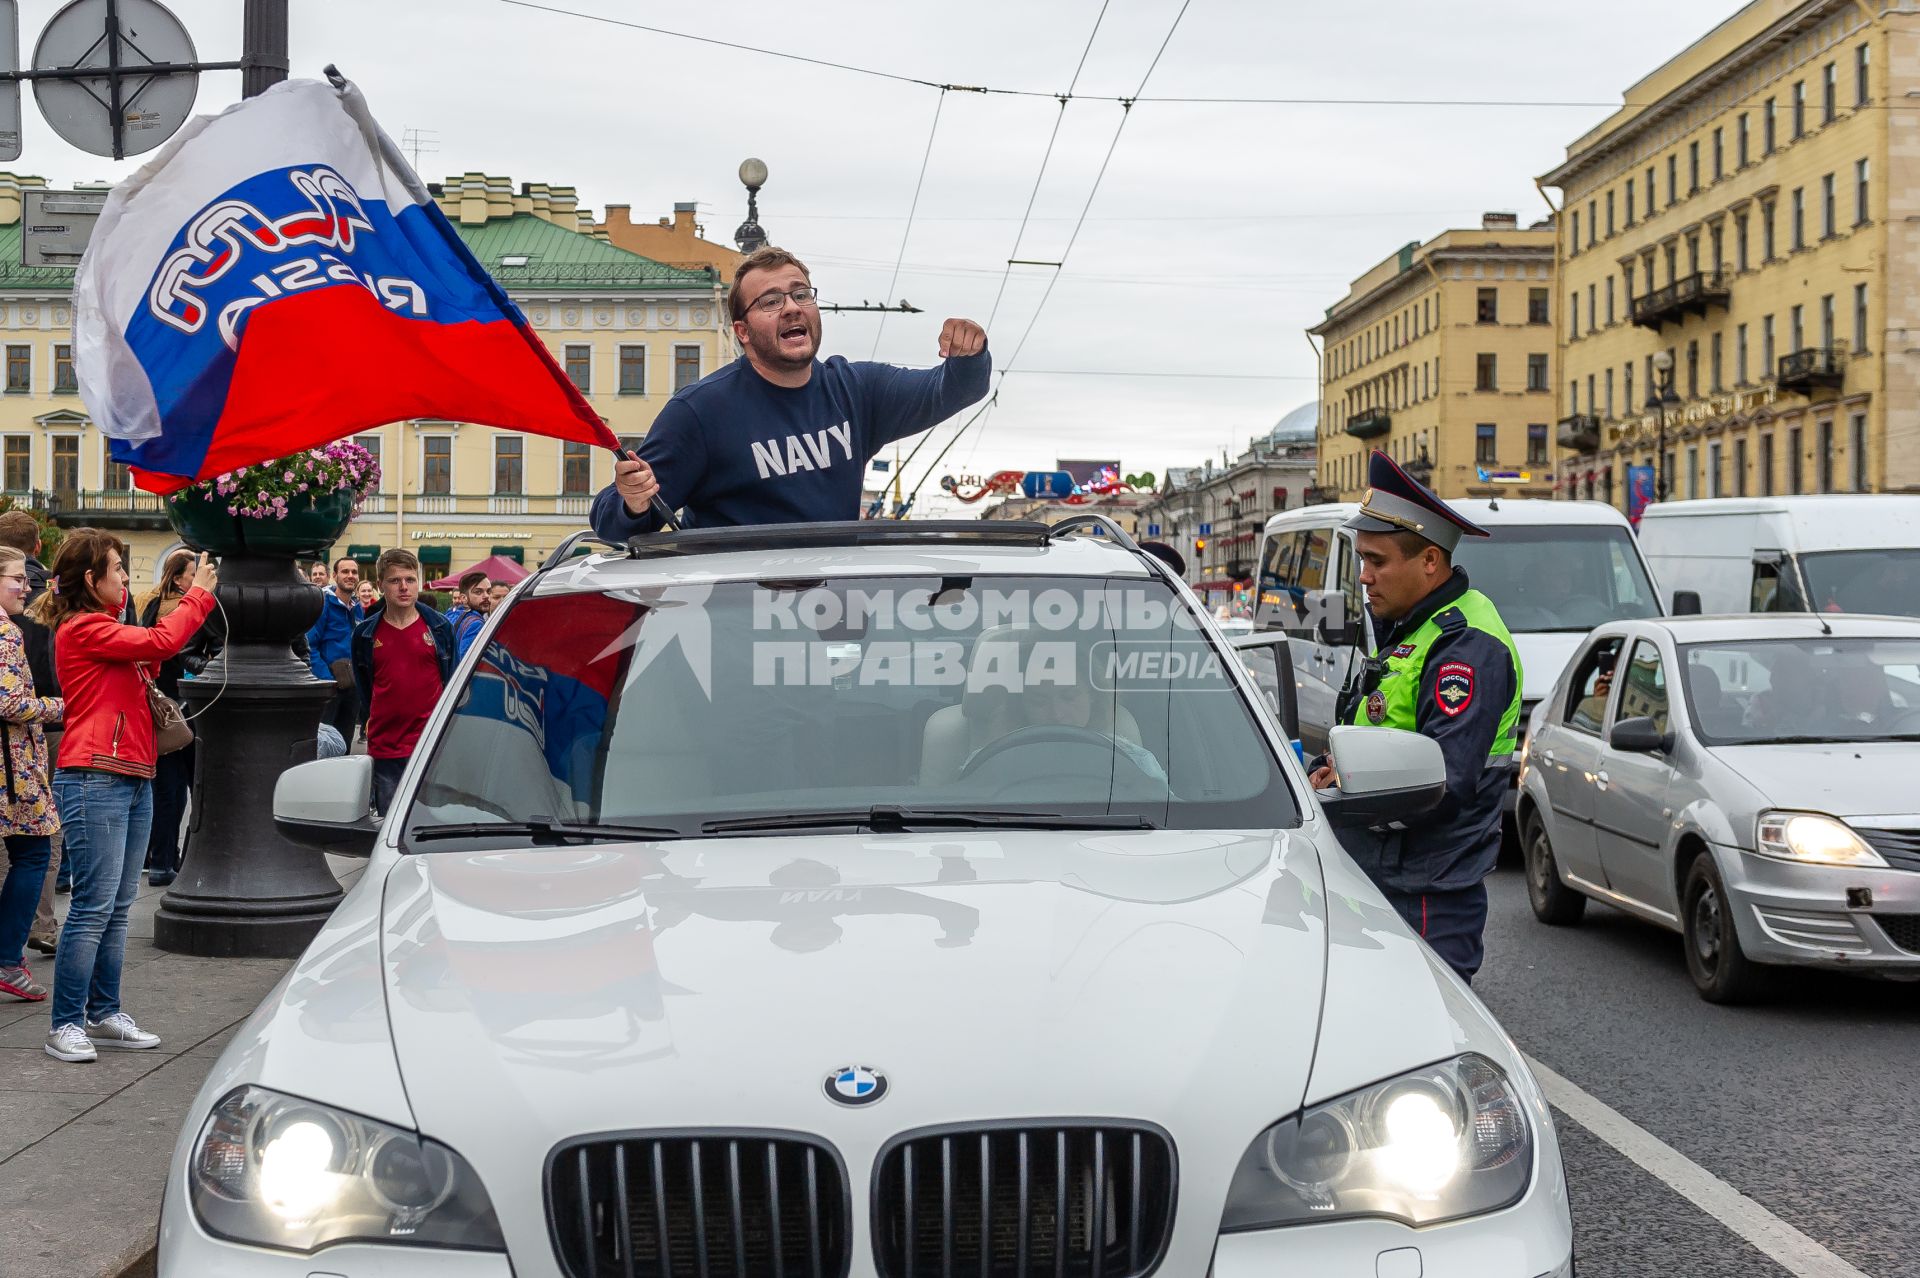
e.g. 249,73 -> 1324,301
958,724 -> 1125,780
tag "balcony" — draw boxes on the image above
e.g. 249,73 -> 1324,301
1631,270 -> 1730,330
45,489 -> 168,531
1557,414 -> 1601,451
1345,407 -> 1391,439
1776,347 -> 1846,394
392,493 -> 601,518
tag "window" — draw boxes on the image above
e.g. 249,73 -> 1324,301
423,436 -> 451,495
1528,424 -> 1548,464
1587,283 -> 1597,329
1665,242 -> 1678,285
564,344 -> 591,394
562,441 -> 592,496
1736,437 -> 1749,497
1710,223 -> 1724,273
1790,426 -> 1805,493
1605,276 -> 1615,325
1476,424 -> 1497,463
493,435 -> 523,495
1712,129 -> 1723,181
1823,61 -> 1837,124
1686,340 -> 1699,398
1793,80 -> 1806,137
1822,173 -> 1836,238
2,436 -> 27,492
1761,433 -> 1775,495
1791,188 -> 1805,250
1605,368 -> 1615,417
1735,212 -> 1749,272
353,433 -> 381,489
1763,315 -> 1776,375
1606,190 -> 1616,237
1818,420 -> 1834,493
1475,353 -> 1497,391
1645,166 -> 1656,216
1623,262 -> 1635,307
1528,287 -> 1549,324
1791,303 -> 1805,352
1527,352 -> 1549,391
51,436 -> 77,493
1711,332 -> 1723,391
1570,291 -> 1580,340
1686,446 -> 1700,498
674,345 -> 702,391
1856,158 -> 1870,225
1821,293 -> 1835,351
1667,154 -> 1678,205
1588,374 -> 1597,419
1587,200 -> 1597,248
1737,113 -> 1750,167
1570,210 -> 1580,254
52,344 -> 74,394
1857,42 -> 1870,106
3,345 -> 27,393
1565,637 -> 1625,735
1624,361 -> 1634,414
104,442 -> 131,492
1569,379 -> 1579,415
1762,200 -> 1776,259
1764,98 -> 1778,152
1622,640 -> 1670,735
1625,178 -> 1637,225
1854,282 -> 1869,353
1686,235 -> 1700,277
1737,323 -> 1749,384
1689,141 -> 1700,193
1851,413 -> 1868,491
1710,442 -> 1723,497
1476,288 -> 1498,323
618,344 -> 646,395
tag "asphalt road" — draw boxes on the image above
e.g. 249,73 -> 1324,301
1477,863 -> 1920,1278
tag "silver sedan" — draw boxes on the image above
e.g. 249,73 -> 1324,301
1516,613 -> 1920,1002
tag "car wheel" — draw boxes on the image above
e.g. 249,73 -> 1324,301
1681,854 -> 1770,1004
1525,816 -> 1586,926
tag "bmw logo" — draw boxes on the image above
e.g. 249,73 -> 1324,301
824,1065 -> 888,1107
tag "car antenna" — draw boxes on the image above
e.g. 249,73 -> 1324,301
1815,611 -> 1832,637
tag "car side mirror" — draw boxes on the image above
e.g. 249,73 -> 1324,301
1315,724 -> 1447,829
1608,716 -> 1673,754
273,756 -> 380,857
1671,590 -> 1702,616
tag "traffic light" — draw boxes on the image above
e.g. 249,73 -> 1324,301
1195,536 -> 1208,553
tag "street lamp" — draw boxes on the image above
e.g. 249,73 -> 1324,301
734,157 -> 769,255
1646,350 -> 1680,500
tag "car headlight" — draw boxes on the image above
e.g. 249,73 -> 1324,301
189,1086 -> 504,1254
1221,1053 -> 1532,1230
1755,811 -> 1887,868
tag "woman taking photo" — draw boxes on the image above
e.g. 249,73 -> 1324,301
0,545 -> 61,1002
28,530 -> 216,1063
138,549 -> 222,888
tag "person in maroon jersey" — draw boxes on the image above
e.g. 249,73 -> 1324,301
349,550 -> 457,815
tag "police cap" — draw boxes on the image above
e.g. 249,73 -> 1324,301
1342,449 -> 1491,554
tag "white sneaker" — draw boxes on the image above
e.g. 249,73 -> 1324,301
85,1012 -> 161,1051
46,1023 -> 97,1063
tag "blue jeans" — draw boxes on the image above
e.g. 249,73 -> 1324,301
0,833 -> 51,967
51,771 -> 153,1029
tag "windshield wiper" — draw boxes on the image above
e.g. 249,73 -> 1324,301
701,806 -> 1156,835
410,818 -> 683,845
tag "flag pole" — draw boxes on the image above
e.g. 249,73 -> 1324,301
613,447 -> 681,532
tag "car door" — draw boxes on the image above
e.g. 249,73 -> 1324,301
1592,636 -> 1679,914
1279,523 -> 1343,753
1531,634 -> 1622,886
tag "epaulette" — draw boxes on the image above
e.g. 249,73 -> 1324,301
1434,605 -> 1469,634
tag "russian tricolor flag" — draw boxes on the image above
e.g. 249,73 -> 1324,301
73,76 -> 617,494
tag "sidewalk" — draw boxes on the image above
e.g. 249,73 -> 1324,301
0,856 -> 360,1278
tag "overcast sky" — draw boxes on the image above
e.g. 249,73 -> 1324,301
9,0 -> 1720,512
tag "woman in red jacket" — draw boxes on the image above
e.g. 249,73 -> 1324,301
27,529 -> 217,1064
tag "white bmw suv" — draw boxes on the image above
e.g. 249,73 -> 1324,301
163,519 -> 1574,1277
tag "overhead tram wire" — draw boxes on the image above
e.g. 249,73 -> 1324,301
876,0 -> 1114,517
898,0 -> 1194,518
869,88 -> 948,360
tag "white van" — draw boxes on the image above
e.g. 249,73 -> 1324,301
1254,499 -> 1662,765
1636,495 -> 1920,616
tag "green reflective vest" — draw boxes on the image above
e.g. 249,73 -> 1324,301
1347,588 -> 1523,756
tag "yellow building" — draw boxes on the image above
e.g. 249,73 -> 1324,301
598,202 -> 745,278
1310,214 -> 1559,502
0,171 -> 733,582
1542,0 -> 1902,504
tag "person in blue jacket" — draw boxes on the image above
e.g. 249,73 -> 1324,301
591,247 -> 990,539
305,556 -> 363,742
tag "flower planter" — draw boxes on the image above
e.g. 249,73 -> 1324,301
167,486 -> 357,559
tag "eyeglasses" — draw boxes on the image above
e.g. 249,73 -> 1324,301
747,286 -> 818,315
0,574 -> 25,585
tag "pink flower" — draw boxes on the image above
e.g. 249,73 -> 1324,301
227,504 -> 238,514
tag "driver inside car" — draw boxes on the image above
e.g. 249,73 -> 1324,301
975,674 -> 1169,783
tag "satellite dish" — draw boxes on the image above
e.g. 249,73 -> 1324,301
33,0 -> 198,159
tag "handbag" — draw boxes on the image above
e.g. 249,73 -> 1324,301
141,666 -> 194,756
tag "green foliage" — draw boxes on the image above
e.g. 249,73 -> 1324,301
0,495 -> 64,558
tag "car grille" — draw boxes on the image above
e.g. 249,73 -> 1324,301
1855,828 -> 1920,873
1872,915 -> 1920,955
871,1123 -> 1176,1278
548,1133 -> 850,1278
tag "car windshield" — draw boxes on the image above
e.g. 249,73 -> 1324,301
1798,549 -> 1920,618
1681,637 -> 1920,745
1452,525 -> 1659,633
404,575 -> 1299,844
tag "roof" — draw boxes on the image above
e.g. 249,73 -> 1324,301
0,222 -> 89,290
454,214 -> 720,291
1640,496 -> 1920,551
1627,614 -> 1920,643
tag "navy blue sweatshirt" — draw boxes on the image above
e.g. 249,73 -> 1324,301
590,348 -> 991,538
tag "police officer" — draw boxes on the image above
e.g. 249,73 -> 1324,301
1308,449 -> 1522,984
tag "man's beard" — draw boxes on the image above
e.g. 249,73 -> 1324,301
747,314 -> 819,370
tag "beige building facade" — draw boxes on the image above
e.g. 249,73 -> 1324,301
0,172 -> 735,581
1542,0 -> 1918,505
1310,215 -> 1559,502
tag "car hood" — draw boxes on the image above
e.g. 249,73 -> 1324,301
378,830 -> 1333,1234
1709,742 -> 1920,821
1512,631 -> 1586,705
